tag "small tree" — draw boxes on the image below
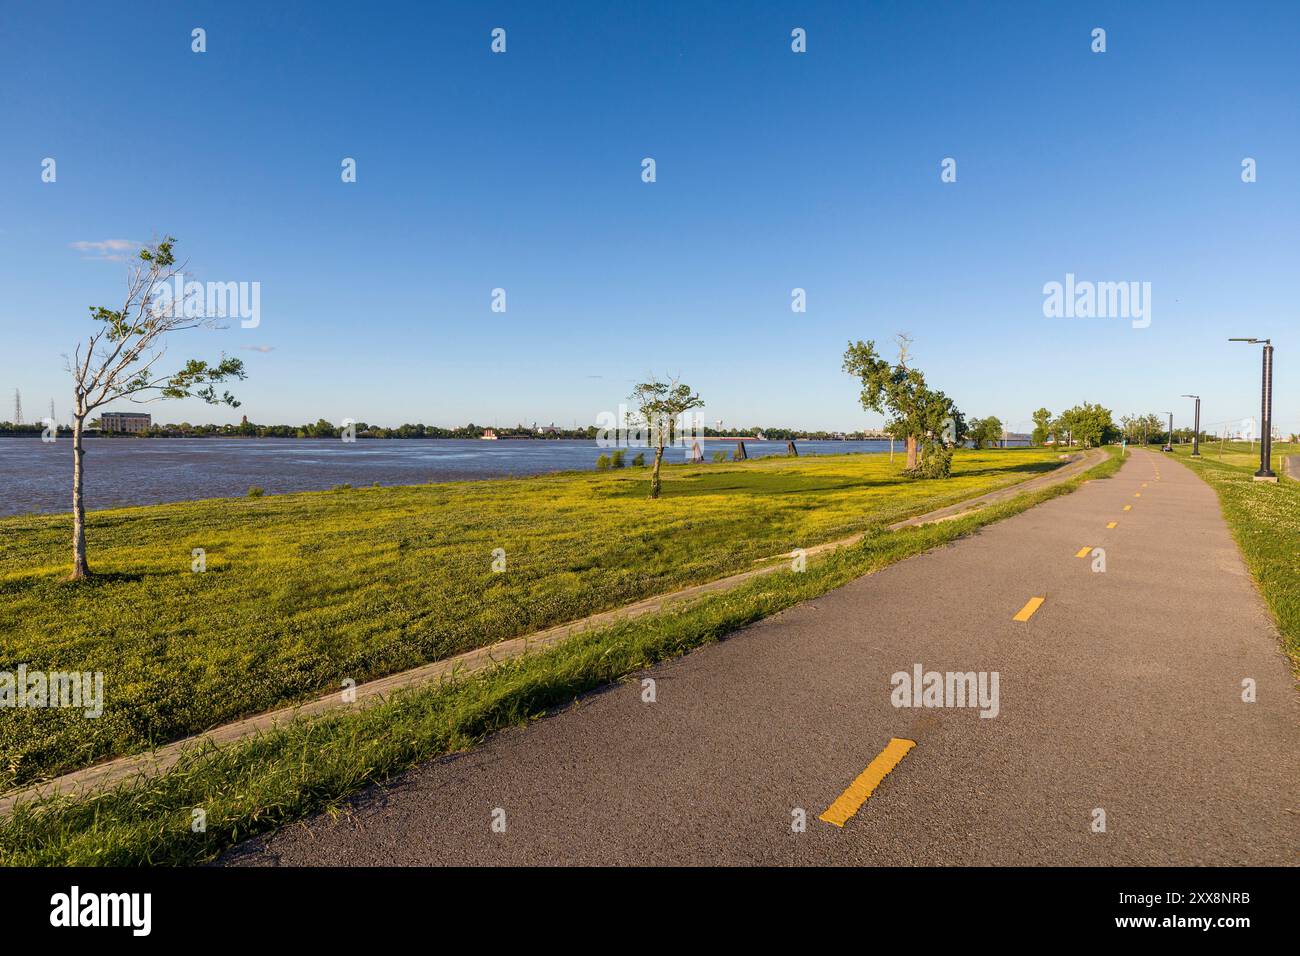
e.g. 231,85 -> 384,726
629,377 -> 704,499
842,336 -> 963,476
1055,401 -> 1116,449
907,386 -> 963,477
969,416 -> 1003,450
1031,408 -> 1052,446
843,338 -> 926,470
65,237 -> 245,579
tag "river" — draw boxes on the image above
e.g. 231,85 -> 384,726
0,437 -> 896,516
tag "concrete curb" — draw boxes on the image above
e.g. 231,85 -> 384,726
0,449 -> 1105,814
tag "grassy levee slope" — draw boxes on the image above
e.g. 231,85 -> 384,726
0,449 -> 1122,865
1165,440 -> 1300,667
1,448 -> 1064,789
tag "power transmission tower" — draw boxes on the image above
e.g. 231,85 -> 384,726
12,388 -> 22,425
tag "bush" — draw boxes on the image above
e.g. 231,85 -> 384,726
712,451 -> 726,463
595,454 -> 611,471
903,443 -> 953,479
610,450 -> 626,468
246,486 -> 264,498
632,453 -> 645,467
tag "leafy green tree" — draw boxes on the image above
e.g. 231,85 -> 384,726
66,237 -> 245,579
910,386 -> 964,475
1031,408 -> 1052,446
629,377 -> 704,499
1143,413 -> 1163,446
1056,401 -> 1116,448
843,337 -> 964,476
969,416 -> 1004,450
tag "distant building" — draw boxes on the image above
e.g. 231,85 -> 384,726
481,428 -> 498,440
99,411 -> 151,434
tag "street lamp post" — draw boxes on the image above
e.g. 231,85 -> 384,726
1163,412 -> 1173,453
1228,338 -> 1275,480
1181,394 -> 1201,457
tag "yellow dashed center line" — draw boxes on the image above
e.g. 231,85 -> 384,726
819,737 -> 916,828
1013,596 -> 1045,621
1134,492 -> 1141,498
1075,546 -> 1091,558
1124,505 -> 1132,511
1106,521 -> 1118,529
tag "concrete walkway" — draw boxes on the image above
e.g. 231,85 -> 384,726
0,450 -> 1101,814
225,450 -> 1298,866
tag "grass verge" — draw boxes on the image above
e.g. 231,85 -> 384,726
1165,441 -> 1300,667
0,449 -> 1121,865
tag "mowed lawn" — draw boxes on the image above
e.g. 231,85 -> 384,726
0,447 -> 1062,788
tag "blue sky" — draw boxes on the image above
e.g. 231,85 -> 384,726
2,0 -> 1296,435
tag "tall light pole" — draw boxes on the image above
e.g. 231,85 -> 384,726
1181,394 -> 1201,457
1229,338 -> 1275,479
1163,412 -> 1173,453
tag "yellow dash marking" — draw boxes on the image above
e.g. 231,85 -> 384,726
1106,522 -> 1117,529
1075,547 -> 1091,558
1013,596 -> 1045,621
1142,483 -> 1148,488
819,738 -> 916,828
1134,492 -> 1141,498
1123,505 -> 1132,511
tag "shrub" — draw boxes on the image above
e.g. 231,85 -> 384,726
246,486 -> 264,498
712,451 -> 726,463
632,452 -> 645,467
903,443 -> 954,479
595,454 -> 611,471
610,450 -> 626,468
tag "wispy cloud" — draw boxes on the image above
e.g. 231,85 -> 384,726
69,239 -> 143,262
240,345 -> 275,353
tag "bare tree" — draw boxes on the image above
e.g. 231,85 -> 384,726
629,377 -> 704,499
65,237 -> 245,579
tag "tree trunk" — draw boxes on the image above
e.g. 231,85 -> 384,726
905,435 -> 917,470
70,413 -> 91,580
649,444 -> 665,499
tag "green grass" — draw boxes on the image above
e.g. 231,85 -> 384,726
1165,440 -> 1300,666
0,447 -> 1067,789
1183,436 -> 1296,475
0,449 -> 1122,866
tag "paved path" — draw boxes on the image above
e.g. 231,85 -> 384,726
1286,454 -> 1298,480
226,450 -> 1299,866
